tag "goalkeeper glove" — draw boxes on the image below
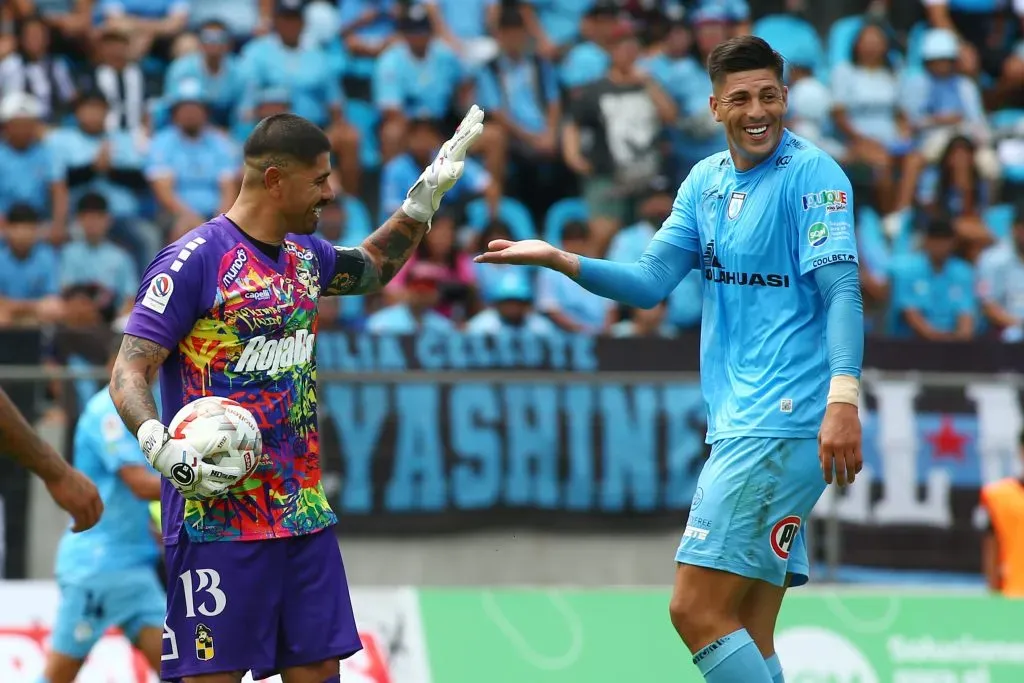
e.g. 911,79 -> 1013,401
401,104 -> 486,227
137,419 -> 241,500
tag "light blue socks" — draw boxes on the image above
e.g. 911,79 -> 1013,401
692,629 -> 773,683
765,653 -> 785,683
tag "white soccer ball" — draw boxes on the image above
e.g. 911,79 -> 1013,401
168,396 -> 262,494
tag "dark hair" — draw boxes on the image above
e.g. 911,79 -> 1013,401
77,192 -> 109,214
243,113 -> 331,168
707,35 -> 784,85
850,21 -> 894,70
924,217 -> 955,239
562,220 -> 590,241
498,6 -> 526,29
200,19 -> 229,32
6,203 -> 40,224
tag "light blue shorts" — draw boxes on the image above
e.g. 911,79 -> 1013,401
51,568 -> 165,660
676,437 -> 826,587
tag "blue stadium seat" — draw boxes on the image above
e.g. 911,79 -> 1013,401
346,99 -> 381,170
989,108 -> 1024,131
753,14 -> 826,81
465,197 -> 536,240
543,197 -> 589,244
984,203 -> 1014,241
343,195 -> 373,243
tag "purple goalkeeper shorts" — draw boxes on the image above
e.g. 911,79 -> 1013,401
160,528 -> 362,681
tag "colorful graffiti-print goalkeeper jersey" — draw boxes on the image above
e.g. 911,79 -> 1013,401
125,215 -> 346,544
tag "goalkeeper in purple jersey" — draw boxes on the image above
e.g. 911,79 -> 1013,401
109,107 -> 485,682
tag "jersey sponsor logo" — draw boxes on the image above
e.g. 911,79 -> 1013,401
775,155 -> 792,168
244,288 -> 272,301
703,240 -> 791,288
801,189 -> 848,213
682,525 -> 709,541
727,191 -> 746,220
808,222 -> 829,247
811,253 -> 856,269
770,515 -> 801,559
141,273 -> 174,314
285,242 -> 314,261
221,248 -> 248,289
786,137 -> 808,150
233,329 -> 316,374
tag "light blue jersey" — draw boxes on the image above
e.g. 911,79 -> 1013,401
653,129 -> 858,443
54,388 -> 159,582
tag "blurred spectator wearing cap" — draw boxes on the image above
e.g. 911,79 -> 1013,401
187,0 -> 265,41
380,117 -> 497,220
976,202 -> 1024,342
536,221 -> 616,333
80,26 -> 152,133
0,203 -> 63,326
416,0 -> 500,69
367,261 -> 457,334
564,21 -> 676,253
163,20 -> 246,130
59,192 -> 138,318
892,28 -> 998,220
47,90 -> 157,264
888,217 -> 977,340
559,2 -> 618,92
146,79 -> 240,239
0,92 -> 68,242
374,4 -> 477,163
0,15 -> 76,124
829,22 -> 913,214
94,0 -> 189,63
466,272 -> 556,335
610,301 -> 678,338
384,208 -> 478,324
476,6 -> 562,219
240,0 -> 362,193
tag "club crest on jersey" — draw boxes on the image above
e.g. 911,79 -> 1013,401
194,623 -> 215,661
727,192 -> 746,220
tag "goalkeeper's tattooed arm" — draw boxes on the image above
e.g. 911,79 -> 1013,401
110,334 -> 170,435
325,210 -> 429,296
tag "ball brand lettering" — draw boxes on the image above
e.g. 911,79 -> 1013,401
221,249 -> 248,288
233,330 -> 316,374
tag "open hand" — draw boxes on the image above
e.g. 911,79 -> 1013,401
474,238 -> 574,274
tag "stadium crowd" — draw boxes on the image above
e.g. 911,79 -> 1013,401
0,0 -> 1023,341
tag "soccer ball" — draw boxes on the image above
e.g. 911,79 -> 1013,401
168,396 -> 262,494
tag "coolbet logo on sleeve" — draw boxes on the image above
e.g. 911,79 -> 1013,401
141,274 -> 174,314
233,329 -> 316,374
801,190 -> 848,213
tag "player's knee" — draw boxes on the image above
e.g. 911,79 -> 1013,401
668,586 -> 726,648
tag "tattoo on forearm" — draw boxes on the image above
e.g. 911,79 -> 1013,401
0,387 -> 68,481
110,335 -> 168,435
346,210 -> 429,294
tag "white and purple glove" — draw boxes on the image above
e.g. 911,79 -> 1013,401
137,419 -> 241,500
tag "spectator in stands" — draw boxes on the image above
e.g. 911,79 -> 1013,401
18,0 -> 94,59
516,0 -> 583,60
366,261 -> 456,334
559,1 -> 618,93
829,21 -> 911,214
146,79 -> 240,240
894,28 -> 998,225
95,0 -> 189,62
673,7 -> 730,171
564,21 -> 676,254
477,6 -> 561,217
60,282 -> 118,330
921,135 -> 995,259
339,0 -> 399,95
536,220 -> 615,333
240,0 -> 362,192
0,15 -> 76,123
80,26 -> 151,133
977,203 -> 1024,342
419,0 -> 500,69
611,301 -> 677,338
0,203 -> 62,326
640,7 -> 694,108
385,207 -> 478,324
163,20 -> 246,130
466,271 -> 556,335
979,429 -> 1024,596
188,0 -> 265,40
889,218 -> 977,340
380,117 -> 497,219
231,86 -> 290,142
0,92 -> 68,243
691,0 -> 751,36
47,90 -> 157,265
59,193 -> 138,317
374,4 -> 465,161
786,45 -> 843,160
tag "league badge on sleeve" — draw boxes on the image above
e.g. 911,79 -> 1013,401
142,273 -> 175,314
727,192 -> 746,220
194,623 -> 215,661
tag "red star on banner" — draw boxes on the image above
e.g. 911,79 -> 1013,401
927,415 -> 968,461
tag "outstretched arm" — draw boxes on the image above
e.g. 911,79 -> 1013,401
109,334 -> 170,436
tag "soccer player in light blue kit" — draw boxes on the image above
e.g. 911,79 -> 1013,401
40,342 -> 164,683
477,36 -> 864,683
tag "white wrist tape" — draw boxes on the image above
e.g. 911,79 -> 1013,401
827,375 -> 860,406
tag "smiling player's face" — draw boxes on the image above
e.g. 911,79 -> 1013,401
711,68 -> 787,171
283,152 -> 335,235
